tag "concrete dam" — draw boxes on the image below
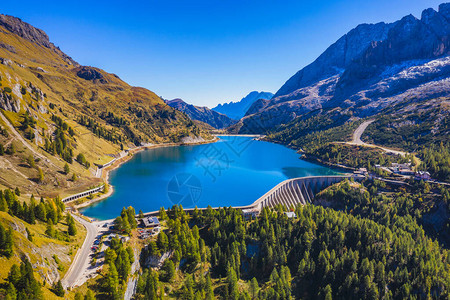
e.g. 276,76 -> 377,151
246,175 -> 363,211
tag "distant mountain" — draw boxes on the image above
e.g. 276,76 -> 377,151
166,98 -> 236,129
236,3 -> 450,133
212,91 -> 273,120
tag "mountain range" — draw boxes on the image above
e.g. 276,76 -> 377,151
234,3 -> 450,134
166,98 -> 236,129
212,91 -> 273,120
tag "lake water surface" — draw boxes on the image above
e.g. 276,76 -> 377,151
80,136 -> 338,220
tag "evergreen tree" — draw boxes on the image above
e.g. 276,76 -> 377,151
162,259 -> 175,282
45,219 -> 56,238
250,277 -> 259,299
37,167 -> 44,183
85,290 -> 95,300
74,292 -> 83,300
106,262 -> 120,297
26,227 -> 33,242
3,228 -> 13,257
26,155 -> 35,168
53,280 -> 65,297
67,215 -> 77,236
63,163 -> 70,175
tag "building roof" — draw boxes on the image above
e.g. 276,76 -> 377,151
142,217 -> 160,227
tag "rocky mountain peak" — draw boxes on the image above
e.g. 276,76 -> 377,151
439,3 -> 450,20
422,7 -> 450,37
0,14 -> 51,48
0,14 -> 79,66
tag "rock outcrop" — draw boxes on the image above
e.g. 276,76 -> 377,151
0,14 -> 78,66
75,66 -> 108,84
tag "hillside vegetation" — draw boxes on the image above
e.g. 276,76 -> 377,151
0,14 -> 210,197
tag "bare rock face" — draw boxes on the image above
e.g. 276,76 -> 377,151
239,3 -> 450,133
0,91 -> 20,112
273,22 -> 394,98
0,14 -> 79,66
75,66 -> 108,84
0,14 -> 52,48
0,42 -> 16,53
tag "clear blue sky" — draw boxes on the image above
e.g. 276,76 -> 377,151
0,0 -> 444,107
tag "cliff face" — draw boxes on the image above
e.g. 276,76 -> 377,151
238,3 -> 450,133
167,98 -> 236,129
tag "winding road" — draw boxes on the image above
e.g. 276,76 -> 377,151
346,119 -> 407,156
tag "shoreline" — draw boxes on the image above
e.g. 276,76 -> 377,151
71,136 -> 219,211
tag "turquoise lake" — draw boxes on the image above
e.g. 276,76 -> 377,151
80,136 -> 338,220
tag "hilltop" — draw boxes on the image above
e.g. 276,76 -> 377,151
0,14 -> 210,197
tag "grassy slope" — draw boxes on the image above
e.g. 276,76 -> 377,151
0,22 -> 210,198
0,211 -> 86,299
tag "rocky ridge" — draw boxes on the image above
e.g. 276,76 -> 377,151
237,3 -> 450,133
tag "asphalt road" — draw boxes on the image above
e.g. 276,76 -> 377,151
347,119 -> 407,156
63,214 -> 98,288
352,119 -> 375,144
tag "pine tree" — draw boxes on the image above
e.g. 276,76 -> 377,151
46,219 -> 55,238
37,167 -> 44,183
4,229 -> 13,257
250,277 -> 259,299
36,202 -> 46,221
159,207 -> 168,220
68,215 -> 77,236
26,227 -> 33,242
64,163 -> 70,175
163,259 -> 175,282
53,280 -> 65,296
107,262 -> 119,297
26,155 -> 35,168
0,195 -> 8,211
85,290 -> 95,300
6,282 -> 17,300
